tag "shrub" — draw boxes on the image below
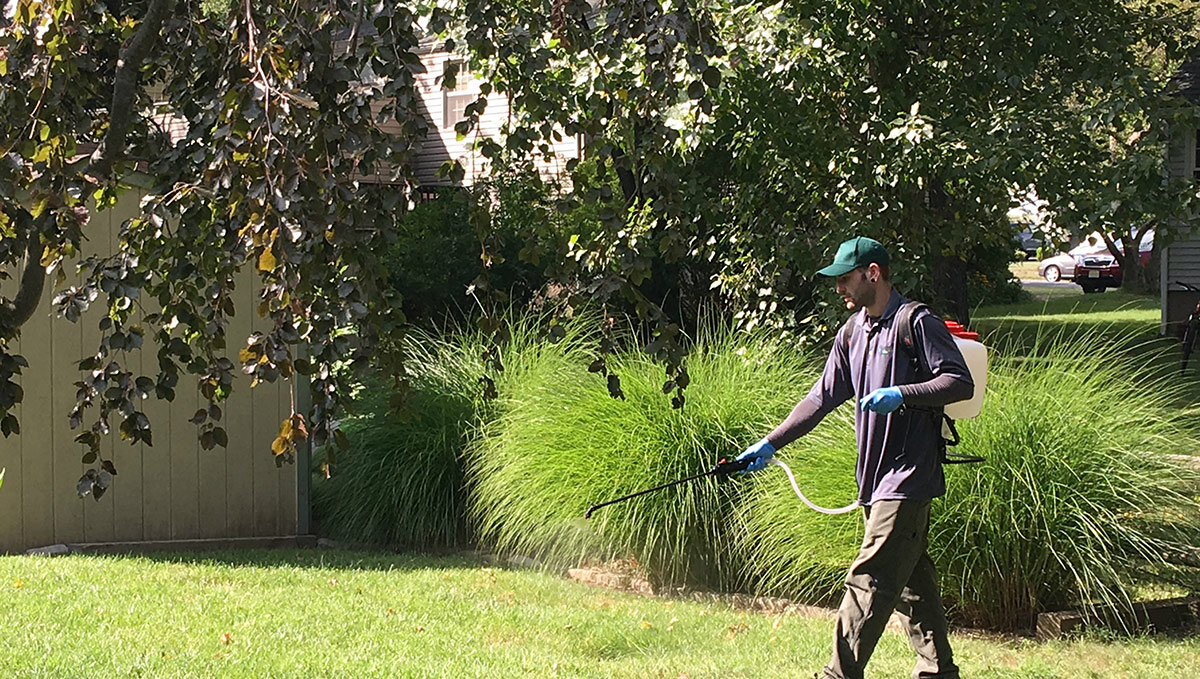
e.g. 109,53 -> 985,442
312,312 -> 597,548
734,325 -> 1200,630
383,177 -> 556,324
311,337 -> 482,548
933,329 -> 1200,629
468,325 -> 818,589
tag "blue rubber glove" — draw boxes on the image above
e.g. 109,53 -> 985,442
859,387 -> 904,414
736,438 -> 776,473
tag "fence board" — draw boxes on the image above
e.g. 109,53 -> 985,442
225,276 -> 256,538
0,326 -> 23,552
50,268 -> 85,543
15,285 -> 55,550
82,207 -> 117,543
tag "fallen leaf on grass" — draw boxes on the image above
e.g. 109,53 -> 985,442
12,579 -> 22,588
221,633 -> 233,645
641,620 -> 653,629
726,622 -> 749,640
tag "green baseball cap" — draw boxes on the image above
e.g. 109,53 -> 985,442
816,236 -> 890,277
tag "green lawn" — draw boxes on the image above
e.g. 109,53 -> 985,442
974,291 -> 1161,338
0,550 -> 1196,678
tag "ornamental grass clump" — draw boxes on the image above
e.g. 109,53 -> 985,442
731,407 -> 861,604
313,313 -> 597,547
734,324 -> 1200,631
468,326 -> 819,589
935,328 -> 1200,630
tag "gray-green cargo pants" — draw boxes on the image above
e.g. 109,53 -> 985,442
822,499 -> 959,679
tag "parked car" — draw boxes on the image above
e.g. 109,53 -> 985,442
1038,240 -> 1107,282
1038,229 -> 1154,288
1013,227 -> 1042,260
1073,252 -> 1121,293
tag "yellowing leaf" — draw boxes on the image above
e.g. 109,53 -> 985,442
12,579 -> 22,588
258,248 -> 277,272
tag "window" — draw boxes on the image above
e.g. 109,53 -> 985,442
442,60 -> 474,129
1193,128 -> 1200,179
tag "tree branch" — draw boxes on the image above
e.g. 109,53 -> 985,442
0,237 -> 46,338
87,0 -> 176,180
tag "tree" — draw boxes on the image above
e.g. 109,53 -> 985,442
465,0 -> 1200,328
2,0 -> 1197,496
1,0 -> 431,491
0,0 -> 734,490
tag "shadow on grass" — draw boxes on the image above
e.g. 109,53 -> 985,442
95,547 -> 491,573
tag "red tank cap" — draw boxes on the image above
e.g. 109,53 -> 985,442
944,319 -> 980,341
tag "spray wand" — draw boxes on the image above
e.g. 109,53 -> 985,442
584,457 -> 750,519
584,456 -> 859,519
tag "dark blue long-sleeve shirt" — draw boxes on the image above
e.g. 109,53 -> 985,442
766,290 -> 974,504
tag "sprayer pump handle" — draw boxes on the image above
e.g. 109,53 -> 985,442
713,457 -> 752,475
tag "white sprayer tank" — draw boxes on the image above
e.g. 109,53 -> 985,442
942,320 -> 986,419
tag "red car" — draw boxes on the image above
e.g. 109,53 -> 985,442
1074,253 -> 1121,293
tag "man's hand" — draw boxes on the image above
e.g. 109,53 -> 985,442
860,387 -> 903,414
736,438 -> 776,473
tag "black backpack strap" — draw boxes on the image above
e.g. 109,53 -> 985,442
894,301 -> 932,378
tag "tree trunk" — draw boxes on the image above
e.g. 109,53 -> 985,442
934,254 -> 971,328
1118,250 -> 1158,294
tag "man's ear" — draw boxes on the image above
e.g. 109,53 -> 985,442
867,263 -> 880,283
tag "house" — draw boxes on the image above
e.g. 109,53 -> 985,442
1162,54 -> 1200,333
404,37 -> 582,194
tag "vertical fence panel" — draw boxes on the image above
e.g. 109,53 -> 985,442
224,275 -> 256,537
277,379 -> 297,535
251,275 -> 281,536
197,337 -> 229,539
13,285 -> 54,550
50,265 -> 85,542
140,319 -> 174,541
169,372 -> 201,540
110,198 -> 147,543
0,276 -> 24,551
82,207 -> 116,543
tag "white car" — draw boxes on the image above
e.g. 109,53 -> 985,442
1037,241 -> 1109,282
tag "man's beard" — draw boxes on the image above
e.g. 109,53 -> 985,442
846,287 -> 876,310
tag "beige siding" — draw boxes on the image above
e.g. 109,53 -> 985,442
0,196 -> 297,553
398,49 -> 581,188
1167,125 -> 1193,179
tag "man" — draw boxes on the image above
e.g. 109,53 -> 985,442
737,236 -> 973,679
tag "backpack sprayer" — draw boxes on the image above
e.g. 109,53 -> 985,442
585,315 -> 989,519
